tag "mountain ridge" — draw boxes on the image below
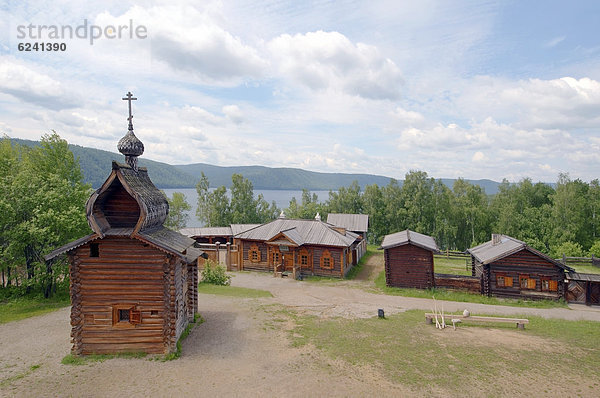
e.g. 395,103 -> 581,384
9,137 -> 506,194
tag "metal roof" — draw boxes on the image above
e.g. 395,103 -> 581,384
179,226 -> 232,237
277,227 -> 305,246
566,272 -> 600,282
230,224 -> 261,235
327,213 -> 369,232
379,230 -> 439,252
235,218 -> 356,247
467,234 -> 573,271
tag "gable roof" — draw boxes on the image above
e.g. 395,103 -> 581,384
45,226 -> 200,263
327,213 -> 369,233
180,224 -> 261,238
467,234 -> 573,271
379,229 -> 439,253
235,218 -> 356,248
86,161 -> 168,236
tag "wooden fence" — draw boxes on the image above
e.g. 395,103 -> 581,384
196,243 -> 239,271
434,273 -> 481,293
438,249 -> 470,259
560,254 -> 600,268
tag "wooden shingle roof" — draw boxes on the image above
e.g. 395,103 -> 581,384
467,234 -> 573,271
379,229 -> 439,253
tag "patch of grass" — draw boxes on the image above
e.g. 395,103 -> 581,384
164,313 -> 204,361
434,255 -> 472,275
198,283 -> 273,298
0,363 -> 42,387
374,270 -> 567,308
61,352 -> 147,366
570,264 -> 600,274
0,295 -> 70,324
290,309 -> 600,395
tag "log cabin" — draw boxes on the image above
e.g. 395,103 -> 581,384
379,230 -> 439,289
468,234 -> 573,300
233,213 -> 358,278
46,93 -> 203,355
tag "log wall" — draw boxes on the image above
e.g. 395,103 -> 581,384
481,249 -> 565,300
72,237 -> 177,354
434,274 -> 481,293
384,244 -> 434,289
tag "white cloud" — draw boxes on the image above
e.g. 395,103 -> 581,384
0,59 -> 78,110
222,105 -> 243,124
544,36 -> 565,48
268,30 -> 403,100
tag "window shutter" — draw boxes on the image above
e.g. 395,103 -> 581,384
130,309 -> 141,324
527,278 -> 536,289
505,277 -> 513,287
549,280 -> 558,291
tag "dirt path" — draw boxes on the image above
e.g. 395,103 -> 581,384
2,259 -> 599,397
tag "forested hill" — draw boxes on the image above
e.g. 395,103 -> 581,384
11,138 -> 196,189
9,138 -> 502,193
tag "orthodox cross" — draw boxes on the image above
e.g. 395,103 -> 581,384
122,91 -> 137,130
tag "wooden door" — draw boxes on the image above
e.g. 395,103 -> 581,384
283,252 -> 294,272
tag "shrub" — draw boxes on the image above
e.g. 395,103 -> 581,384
200,261 -> 231,286
588,241 -> 600,258
551,241 -> 584,259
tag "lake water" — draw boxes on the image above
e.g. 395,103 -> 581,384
162,188 -> 330,228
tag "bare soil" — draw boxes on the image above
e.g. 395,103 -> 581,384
1,254 -> 599,397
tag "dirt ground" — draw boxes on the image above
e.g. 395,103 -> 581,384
1,255 -> 599,397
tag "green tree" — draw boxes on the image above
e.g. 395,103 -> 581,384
551,173 -> 590,250
1,133 -> 91,297
452,178 -> 489,250
362,184 -> 386,243
230,174 -> 258,223
164,192 -> 191,231
327,180 -> 362,214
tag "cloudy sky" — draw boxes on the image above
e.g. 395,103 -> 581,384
1,0 -> 599,182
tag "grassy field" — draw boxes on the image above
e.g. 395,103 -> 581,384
290,309 -> 600,396
433,255 -> 472,275
569,263 -> 600,274
0,295 -> 70,324
197,283 -> 273,298
373,270 -> 567,308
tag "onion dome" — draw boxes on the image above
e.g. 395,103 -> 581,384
118,91 -> 144,171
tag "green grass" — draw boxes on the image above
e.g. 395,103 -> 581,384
0,295 -> 70,324
164,313 -> 204,361
434,255 -> 472,275
61,352 -> 147,365
570,264 -> 600,274
198,283 -> 273,298
290,309 -> 600,396
374,270 -> 567,308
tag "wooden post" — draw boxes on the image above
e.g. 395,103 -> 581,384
226,242 -> 231,271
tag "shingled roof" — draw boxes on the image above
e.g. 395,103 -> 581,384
379,229 -> 439,253
46,92 -> 201,264
327,213 -> 369,233
235,218 -> 357,248
467,234 -> 573,271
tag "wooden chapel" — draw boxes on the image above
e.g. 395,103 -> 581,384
46,92 -> 203,355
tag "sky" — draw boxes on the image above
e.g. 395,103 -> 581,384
1,0 -> 599,183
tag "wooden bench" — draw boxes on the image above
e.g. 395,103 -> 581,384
425,313 -> 529,329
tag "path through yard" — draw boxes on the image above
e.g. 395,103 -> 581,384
1,255 -> 599,397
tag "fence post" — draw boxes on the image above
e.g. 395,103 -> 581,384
226,242 -> 231,271
562,253 -> 566,265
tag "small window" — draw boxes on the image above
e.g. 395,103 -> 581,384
301,254 -> 308,266
320,250 -> 334,270
519,275 -> 536,290
541,279 -> 558,292
496,274 -> 513,288
113,305 -> 141,327
118,309 -> 130,322
272,252 -> 280,264
249,245 -> 260,263
90,243 -> 99,257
